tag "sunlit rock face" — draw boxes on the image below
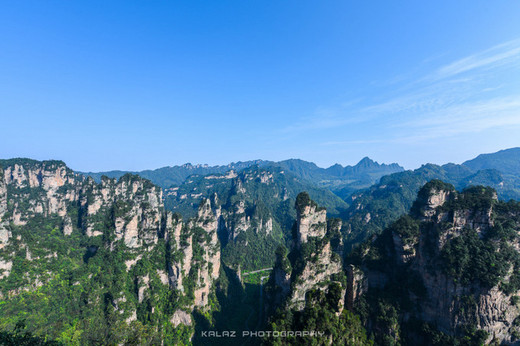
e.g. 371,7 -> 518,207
0,159 -> 223,335
266,192 -> 344,313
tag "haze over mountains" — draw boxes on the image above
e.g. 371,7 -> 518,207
81,157 -> 404,196
82,148 -> 520,195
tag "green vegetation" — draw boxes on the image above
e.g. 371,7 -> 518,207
295,192 -> 313,212
389,215 -> 420,245
81,157 -> 404,199
242,269 -> 272,285
165,166 -> 348,276
344,161 -> 520,251
191,266 -> 266,346
267,287 -> 373,345
0,217 -> 187,345
404,319 -> 489,346
4,152 -> 520,346
440,228 -> 516,288
165,165 -> 348,222
0,163 -> 196,344
0,158 -> 68,171
463,147 -> 520,176
442,185 -> 496,211
0,320 -> 62,345
82,160 -> 268,189
273,158 -> 404,200
222,223 -> 284,272
348,181 -> 520,344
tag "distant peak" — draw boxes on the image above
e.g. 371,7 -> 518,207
356,157 -> 377,166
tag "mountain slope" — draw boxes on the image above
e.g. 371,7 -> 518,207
463,147 -> 520,175
344,160 -> 520,249
274,157 -> 404,199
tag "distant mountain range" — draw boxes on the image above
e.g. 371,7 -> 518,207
80,148 -> 520,248
81,157 -> 404,198
80,160 -> 267,188
463,147 -> 520,175
343,147 -> 520,247
81,147 -> 520,187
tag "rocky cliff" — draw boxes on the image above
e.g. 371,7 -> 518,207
267,192 -> 344,312
165,166 -> 316,273
350,180 -> 520,344
287,193 -> 343,310
0,159 -> 222,344
264,193 -> 371,345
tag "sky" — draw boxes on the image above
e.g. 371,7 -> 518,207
2,1 -> 520,171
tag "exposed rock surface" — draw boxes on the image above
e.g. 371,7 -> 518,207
0,159 -> 223,335
353,180 -> 520,344
268,192 -> 344,312
171,309 -> 192,327
296,202 -> 327,245
288,241 -> 342,310
190,199 -> 221,307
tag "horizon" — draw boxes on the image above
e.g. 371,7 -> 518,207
3,145 -> 518,173
2,2 -> 520,171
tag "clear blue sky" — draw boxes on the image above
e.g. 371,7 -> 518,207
2,1 -> 520,171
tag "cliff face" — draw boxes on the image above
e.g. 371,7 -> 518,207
0,168 -> 9,251
188,199 -> 221,307
0,160 -> 170,250
352,180 -> 520,344
165,167 -> 294,274
163,165 -> 350,273
296,201 -> 327,244
268,192 -> 344,312
287,194 -> 343,310
264,193 -> 375,345
81,175 -> 164,246
0,159 -> 222,342
1,161 -> 78,228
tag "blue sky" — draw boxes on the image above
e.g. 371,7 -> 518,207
2,1 -> 520,171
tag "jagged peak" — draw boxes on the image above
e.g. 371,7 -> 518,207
198,198 -> 212,211
197,197 -> 218,221
419,179 -> 456,196
181,163 -> 209,169
355,156 -> 377,167
99,175 -> 117,184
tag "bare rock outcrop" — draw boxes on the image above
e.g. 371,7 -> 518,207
354,181 -> 520,344
269,192 -> 344,312
0,159 -> 224,334
191,199 -> 221,308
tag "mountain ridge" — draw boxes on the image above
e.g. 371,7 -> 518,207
79,157 -> 404,189
463,147 -> 520,175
